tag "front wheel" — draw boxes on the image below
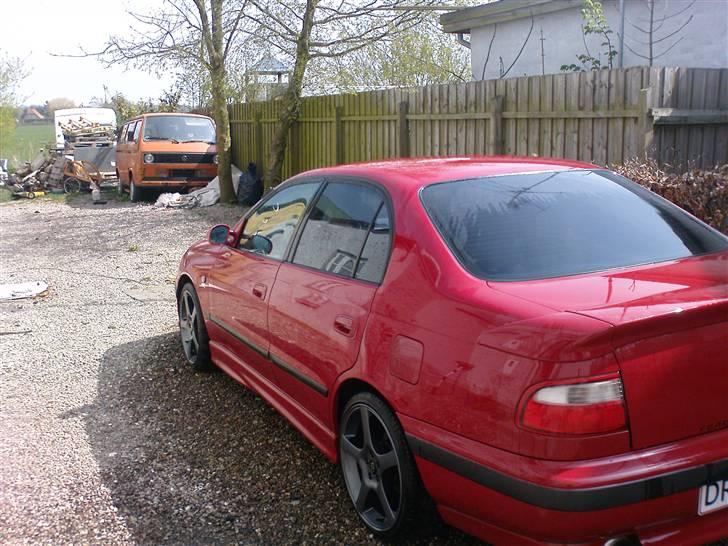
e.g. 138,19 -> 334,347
339,392 -> 434,540
129,178 -> 143,202
178,283 -> 212,371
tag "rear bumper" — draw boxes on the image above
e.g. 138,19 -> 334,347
401,414 -> 728,544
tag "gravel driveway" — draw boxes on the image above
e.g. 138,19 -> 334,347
0,196 -> 480,545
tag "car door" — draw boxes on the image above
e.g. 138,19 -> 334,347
206,180 -> 322,384
267,180 -> 393,422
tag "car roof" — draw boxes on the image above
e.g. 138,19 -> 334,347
126,112 -> 213,122
295,156 -> 601,189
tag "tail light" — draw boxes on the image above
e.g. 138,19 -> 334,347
521,376 -> 627,435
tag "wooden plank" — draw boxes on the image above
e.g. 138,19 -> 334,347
638,86 -> 655,161
489,95 -> 504,155
607,68 -> 625,166
528,76 -> 540,157
456,82 -> 467,155
579,70 -> 595,163
700,70 -> 721,168
716,69 -> 728,167
688,68 -> 708,168
484,79 -> 496,155
504,77 -> 517,154
334,106 -> 343,164
424,84 -> 433,156
398,101 -> 410,158
659,67 -> 679,165
552,73 -> 566,158
516,76 -> 529,155
540,74 -> 553,157
465,82 -> 476,155
593,69 -> 610,165
651,108 -> 728,125
564,72 -> 579,159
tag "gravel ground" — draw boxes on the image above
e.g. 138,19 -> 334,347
0,195 -> 479,546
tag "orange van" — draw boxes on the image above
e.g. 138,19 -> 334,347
116,113 -> 218,202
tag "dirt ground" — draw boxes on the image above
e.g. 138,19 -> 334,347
0,195 -> 482,545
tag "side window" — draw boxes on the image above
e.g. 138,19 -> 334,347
132,121 -> 142,142
293,182 -> 390,281
239,181 -> 321,260
120,123 -> 128,143
125,121 -> 137,142
355,203 -> 391,283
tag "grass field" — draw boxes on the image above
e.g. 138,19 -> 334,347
1,123 -> 55,170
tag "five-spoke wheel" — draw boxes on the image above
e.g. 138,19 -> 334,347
177,283 -> 212,371
339,392 -> 431,539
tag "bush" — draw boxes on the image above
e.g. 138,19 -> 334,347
615,160 -> 728,235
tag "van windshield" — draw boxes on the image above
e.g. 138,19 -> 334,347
143,115 -> 216,143
420,169 -> 728,281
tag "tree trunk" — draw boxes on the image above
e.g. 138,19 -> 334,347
211,66 -> 235,203
265,0 -> 318,187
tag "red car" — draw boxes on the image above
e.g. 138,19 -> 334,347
176,157 -> 728,545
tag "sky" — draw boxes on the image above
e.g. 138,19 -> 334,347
1,0 -> 174,106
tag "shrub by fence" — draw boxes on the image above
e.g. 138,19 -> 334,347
229,66 -> 728,184
615,161 -> 728,235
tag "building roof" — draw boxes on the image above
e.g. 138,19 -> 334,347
251,55 -> 290,75
440,0 -> 582,33
22,107 -> 46,120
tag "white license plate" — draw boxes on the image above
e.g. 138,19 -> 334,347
698,479 -> 728,515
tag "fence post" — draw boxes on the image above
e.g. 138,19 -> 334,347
334,106 -> 344,165
254,110 -> 264,175
489,95 -> 504,155
639,87 -> 655,161
290,120 -> 300,176
398,101 -> 410,158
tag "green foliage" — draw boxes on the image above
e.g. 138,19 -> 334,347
561,0 -> 617,72
307,14 -> 470,92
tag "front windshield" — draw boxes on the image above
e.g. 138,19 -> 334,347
143,115 -> 216,143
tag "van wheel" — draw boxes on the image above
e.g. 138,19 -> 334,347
117,178 -> 124,196
129,179 -> 143,202
339,392 -> 434,540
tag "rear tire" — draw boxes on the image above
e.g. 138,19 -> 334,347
117,177 -> 124,196
178,283 -> 213,371
339,392 -> 435,541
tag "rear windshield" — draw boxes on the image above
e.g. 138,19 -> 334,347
143,115 -> 215,143
420,169 -> 728,281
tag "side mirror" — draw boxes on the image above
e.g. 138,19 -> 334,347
208,224 -> 231,245
249,234 -> 273,255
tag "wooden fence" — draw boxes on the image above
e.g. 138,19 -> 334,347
229,66 -> 728,183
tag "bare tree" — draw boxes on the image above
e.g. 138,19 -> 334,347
622,0 -> 694,66
70,0 -> 253,203
248,0 -> 431,186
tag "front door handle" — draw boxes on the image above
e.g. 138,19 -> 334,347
252,283 -> 267,300
333,315 -> 355,337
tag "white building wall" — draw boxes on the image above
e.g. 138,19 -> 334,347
470,0 -> 728,80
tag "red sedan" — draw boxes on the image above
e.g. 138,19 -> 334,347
176,157 -> 728,545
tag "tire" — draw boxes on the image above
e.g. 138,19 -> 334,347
117,177 -> 124,196
63,177 -> 82,194
339,392 -> 435,541
129,178 -> 143,202
177,283 -> 213,371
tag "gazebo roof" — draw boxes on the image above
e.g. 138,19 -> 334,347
251,55 -> 290,75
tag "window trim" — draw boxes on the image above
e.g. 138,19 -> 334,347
287,176 -> 395,286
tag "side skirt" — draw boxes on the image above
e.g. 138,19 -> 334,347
209,340 -> 337,462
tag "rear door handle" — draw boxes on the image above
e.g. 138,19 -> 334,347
334,315 -> 355,337
252,283 -> 267,300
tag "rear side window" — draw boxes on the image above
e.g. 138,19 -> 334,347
421,169 -> 728,281
293,182 -> 391,282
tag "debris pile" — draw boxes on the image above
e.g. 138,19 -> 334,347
58,117 -> 115,144
7,150 -> 104,199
